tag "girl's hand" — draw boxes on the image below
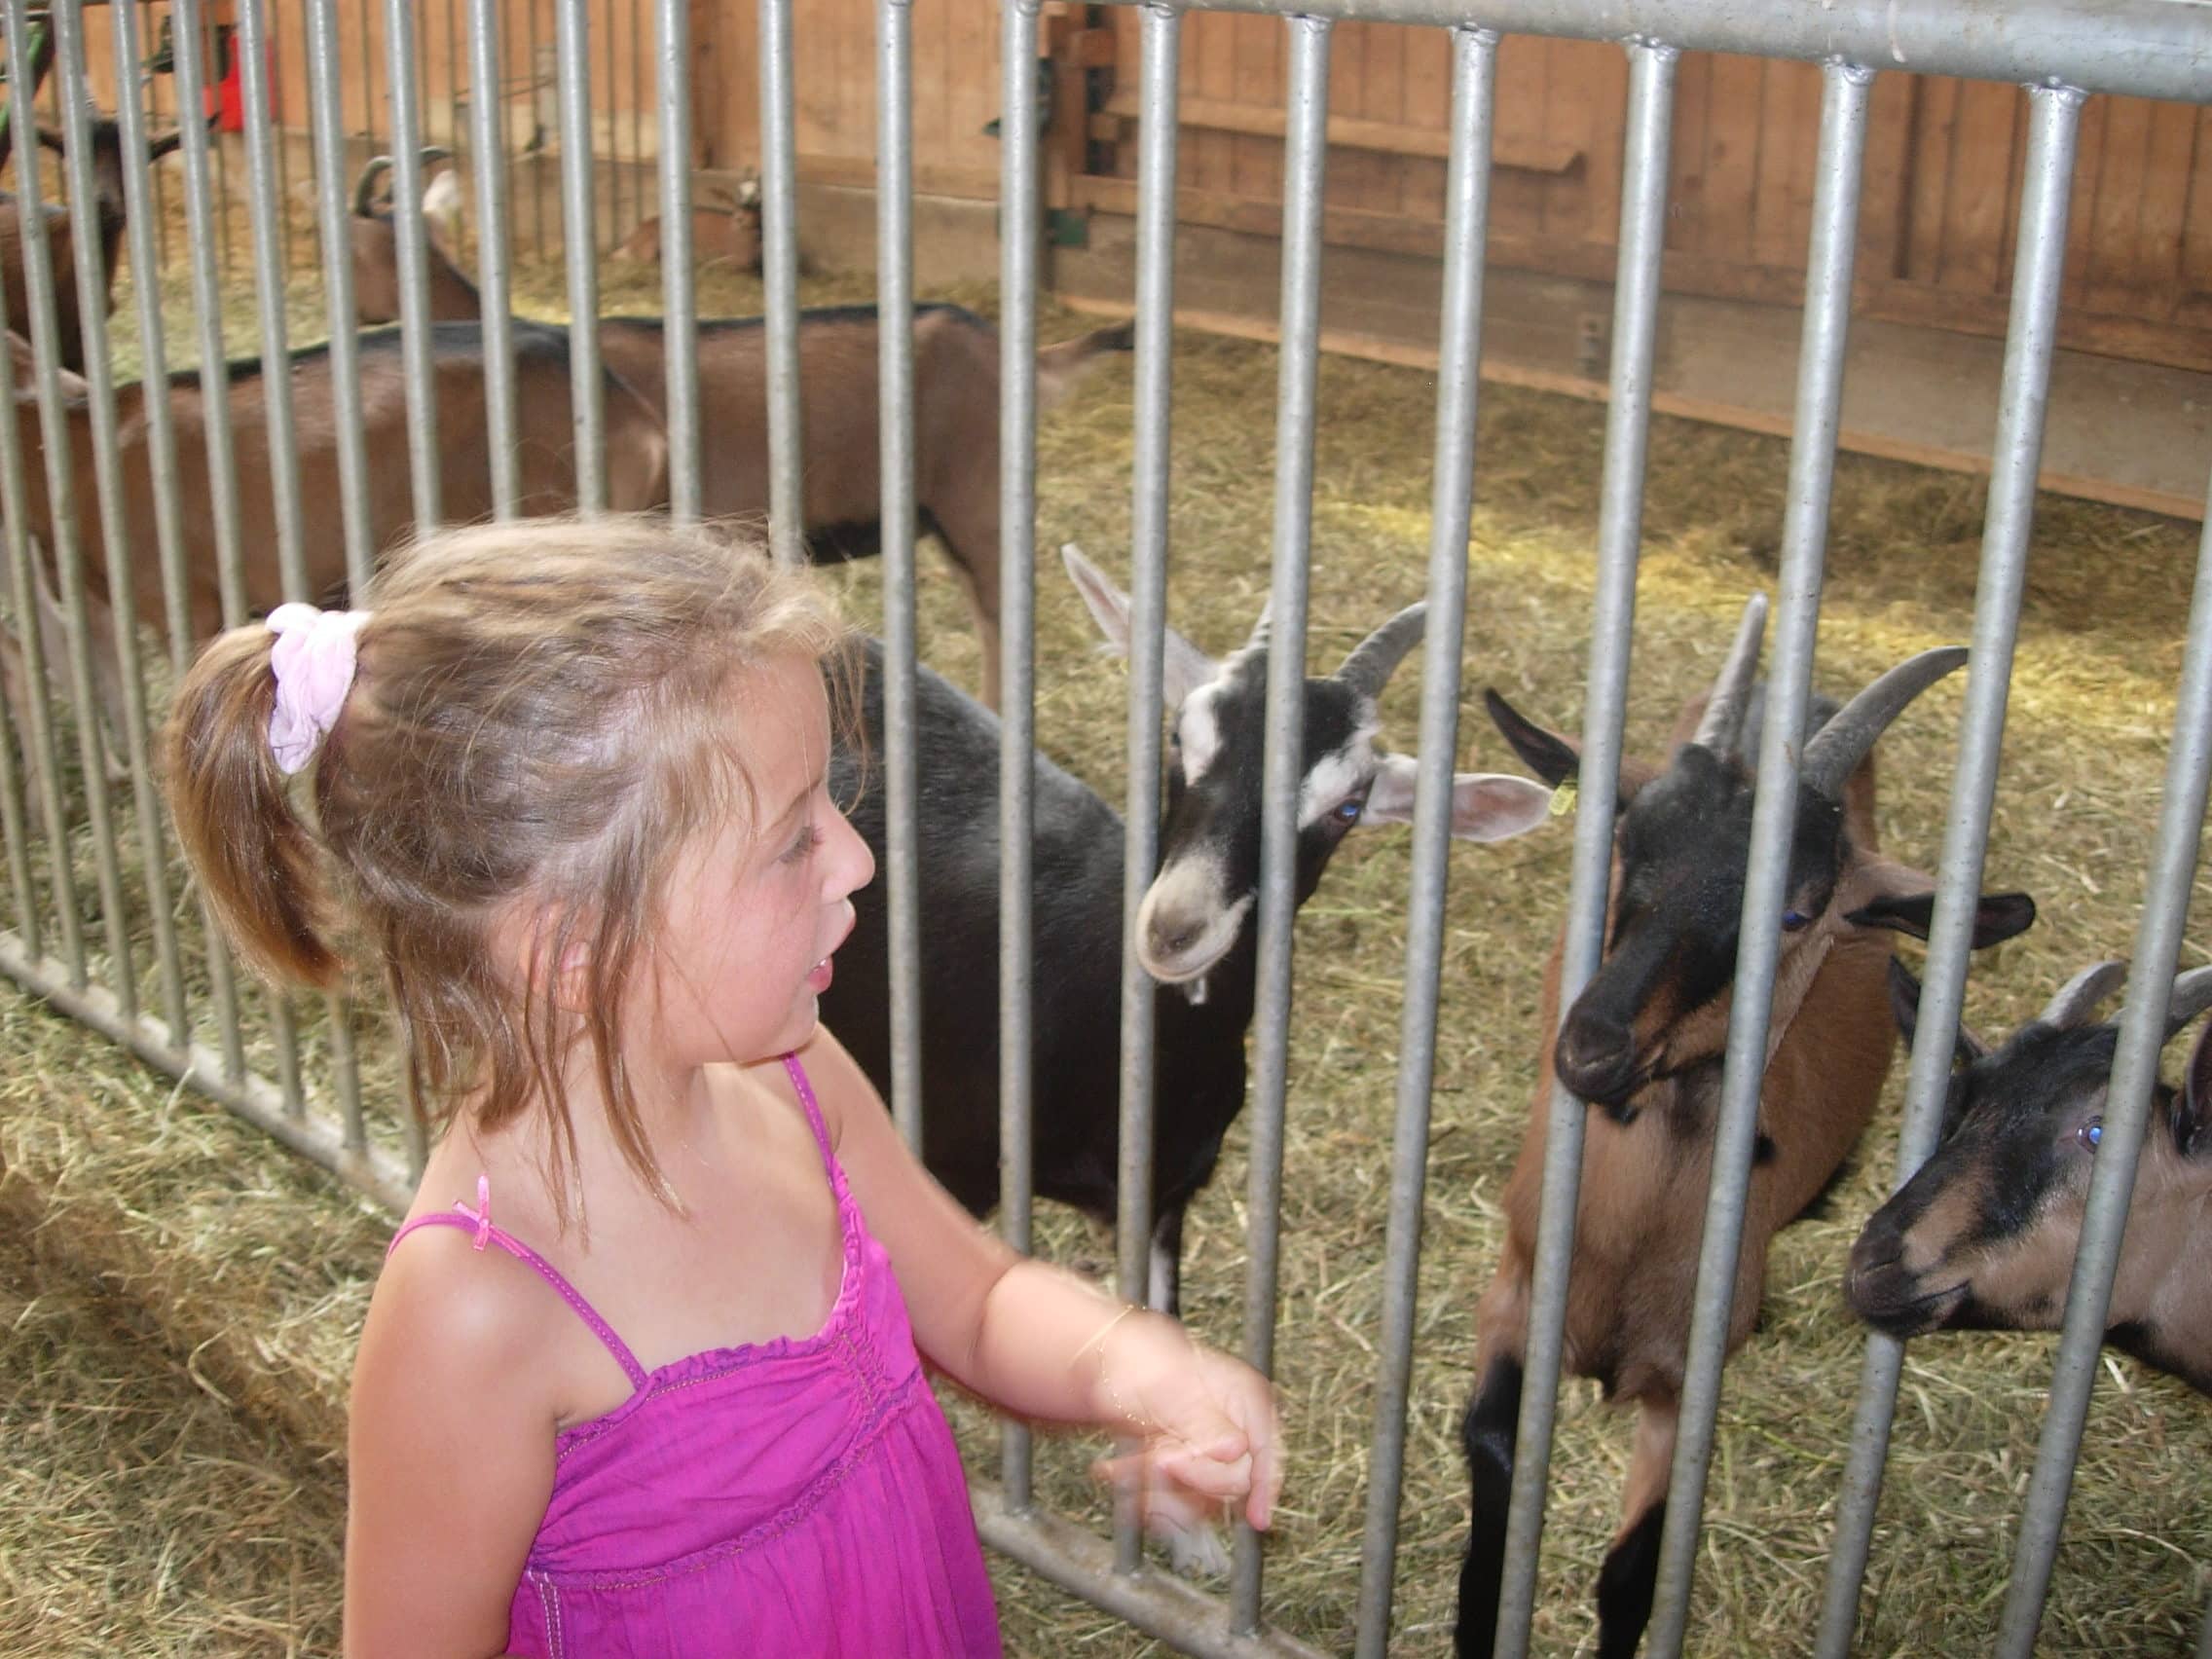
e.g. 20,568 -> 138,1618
1081,1309 -> 1283,1533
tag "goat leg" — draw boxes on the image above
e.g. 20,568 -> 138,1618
1146,1201 -> 1185,1320
1456,1270 -> 1530,1659
1593,1388 -> 1678,1659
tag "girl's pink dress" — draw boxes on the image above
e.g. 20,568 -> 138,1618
385,1053 -> 1004,1657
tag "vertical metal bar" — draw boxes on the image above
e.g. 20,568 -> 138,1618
448,0 -> 462,160
0,11 -> 71,970
360,0 -> 377,154
171,0 -> 250,1086
0,662 -> 34,952
143,2 -> 170,276
603,0 -> 620,250
655,0 -> 698,520
998,0 -> 1042,1519
1642,59 -> 1872,1659
1996,110 -> 2188,1659
1231,13 -> 1330,1635
757,0 -> 802,565
57,0 -> 193,1042
0,0 -> 134,1009
385,0 -> 445,527
628,0 -> 642,248
504,0 -> 520,258
1351,26 -> 1496,1658
265,1 -> 284,281
236,0 -> 311,1116
1113,0 -> 1178,1579
528,0 -> 545,256
212,3 -> 234,279
1491,40 -> 1677,1659
1998,471 -> 2212,1655
469,0 -> 521,518
554,0 -> 605,511
305,0 -> 377,599
1814,82 -> 2083,1659
877,0 -> 921,1150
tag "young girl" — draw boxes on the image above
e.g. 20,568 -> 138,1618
163,518 -> 1282,1658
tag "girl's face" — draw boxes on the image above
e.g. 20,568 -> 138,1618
648,653 -> 875,1069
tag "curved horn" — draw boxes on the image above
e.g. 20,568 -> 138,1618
1242,599 -> 1272,656
1800,645 -> 1969,800
1335,602 -> 1427,702
420,144 -> 453,166
2162,965 -> 2212,1039
353,154 -> 395,217
1689,593 -> 1769,755
2039,960 -> 2126,1029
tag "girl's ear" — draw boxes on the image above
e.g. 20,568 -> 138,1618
509,904 -> 596,1015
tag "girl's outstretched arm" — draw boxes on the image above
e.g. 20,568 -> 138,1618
791,1027 -> 1282,1530
344,1226 -> 562,1659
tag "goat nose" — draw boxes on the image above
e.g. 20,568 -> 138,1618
1151,916 -> 1204,960
1556,1018 -> 1636,1102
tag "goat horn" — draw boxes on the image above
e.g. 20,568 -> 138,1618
1689,593 -> 1769,755
1335,603 -> 1427,702
2162,965 -> 2212,1039
1243,599 -> 1272,655
420,145 -> 453,166
353,155 -> 394,217
1799,645 -> 1968,800
2040,960 -> 2126,1029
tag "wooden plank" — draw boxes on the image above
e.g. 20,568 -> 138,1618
1668,49 -> 1714,255
2131,98 -> 2196,319
2085,92 -> 2156,315
1398,23 -> 1449,225
2182,106 -> 2212,306
799,152 -> 1001,199
1748,59 -> 1816,272
1093,87 -> 1581,171
1934,77 -> 2016,296
1698,53 -> 1763,268
1488,31 -> 1550,241
1190,7 -> 1235,196
1901,75 -> 1957,286
1229,10 -> 1280,202
1054,290 -> 2208,523
909,0 -> 949,173
1573,38 -> 1627,249
1858,66 -> 1914,283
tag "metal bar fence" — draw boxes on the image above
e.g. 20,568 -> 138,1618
0,5 -> 2207,1658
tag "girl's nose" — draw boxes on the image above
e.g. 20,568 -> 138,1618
824,804 -> 876,899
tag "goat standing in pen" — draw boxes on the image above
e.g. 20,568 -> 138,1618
0,110 -> 209,375
820,544 -> 1555,1323
1455,597 -> 2039,1659
342,181 -> 1128,710
1850,959 -> 2212,1394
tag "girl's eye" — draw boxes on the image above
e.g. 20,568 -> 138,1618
781,823 -> 824,866
1782,909 -> 1811,932
2078,1118 -> 2104,1152
1335,796 -> 1364,826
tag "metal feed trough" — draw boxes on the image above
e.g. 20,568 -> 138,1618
0,0 -> 2209,1654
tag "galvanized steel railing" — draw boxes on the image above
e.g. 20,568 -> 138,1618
0,1 -> 2209,1655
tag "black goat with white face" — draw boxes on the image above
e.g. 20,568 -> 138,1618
820,543 -> 1553,1317
1850,960 -> 2212,1393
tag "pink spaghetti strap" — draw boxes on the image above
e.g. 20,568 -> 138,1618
782,1051 -> 839,1171
387,1178 -> 652,1392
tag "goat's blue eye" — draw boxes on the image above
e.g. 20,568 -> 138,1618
1335,797 -> 1364,825
1782,909 -> 1811,932
2079,1119 -> 2103,1151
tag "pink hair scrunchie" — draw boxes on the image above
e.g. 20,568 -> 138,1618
266,602 -> 369,776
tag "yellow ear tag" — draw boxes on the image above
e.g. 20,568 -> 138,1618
1548,779 -> 1577,818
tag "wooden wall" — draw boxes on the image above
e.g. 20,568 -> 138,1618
33,3 -> 2212,374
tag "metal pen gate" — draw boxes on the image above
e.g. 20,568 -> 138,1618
0,1 -> 2209,1655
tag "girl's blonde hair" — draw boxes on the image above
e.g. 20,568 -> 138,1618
163,516 -> 849,1211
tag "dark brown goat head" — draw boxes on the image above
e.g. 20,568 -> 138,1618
1484,597 -> 2036,1117
1846,960 -> 2212,1389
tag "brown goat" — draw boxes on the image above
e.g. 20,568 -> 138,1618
596,305 -> 1134,710
0,112 -> 205,373
348,153 -> 482,328
1849,959 -> 2212,1395
612,177 -> 761,271
1454,598 -> 2039,1659
0,320 -> 666,816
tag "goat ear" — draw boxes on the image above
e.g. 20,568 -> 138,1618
1482,688 -> 1579,790
146,128 -> 186,162
1887,956 -> 1991,1066
1847,889 -> 2037,949
1363,756 -> 1554,842
33,125 -> 63,155
1059,542 -> 1218,707
2181,1016 -> 2212,1157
